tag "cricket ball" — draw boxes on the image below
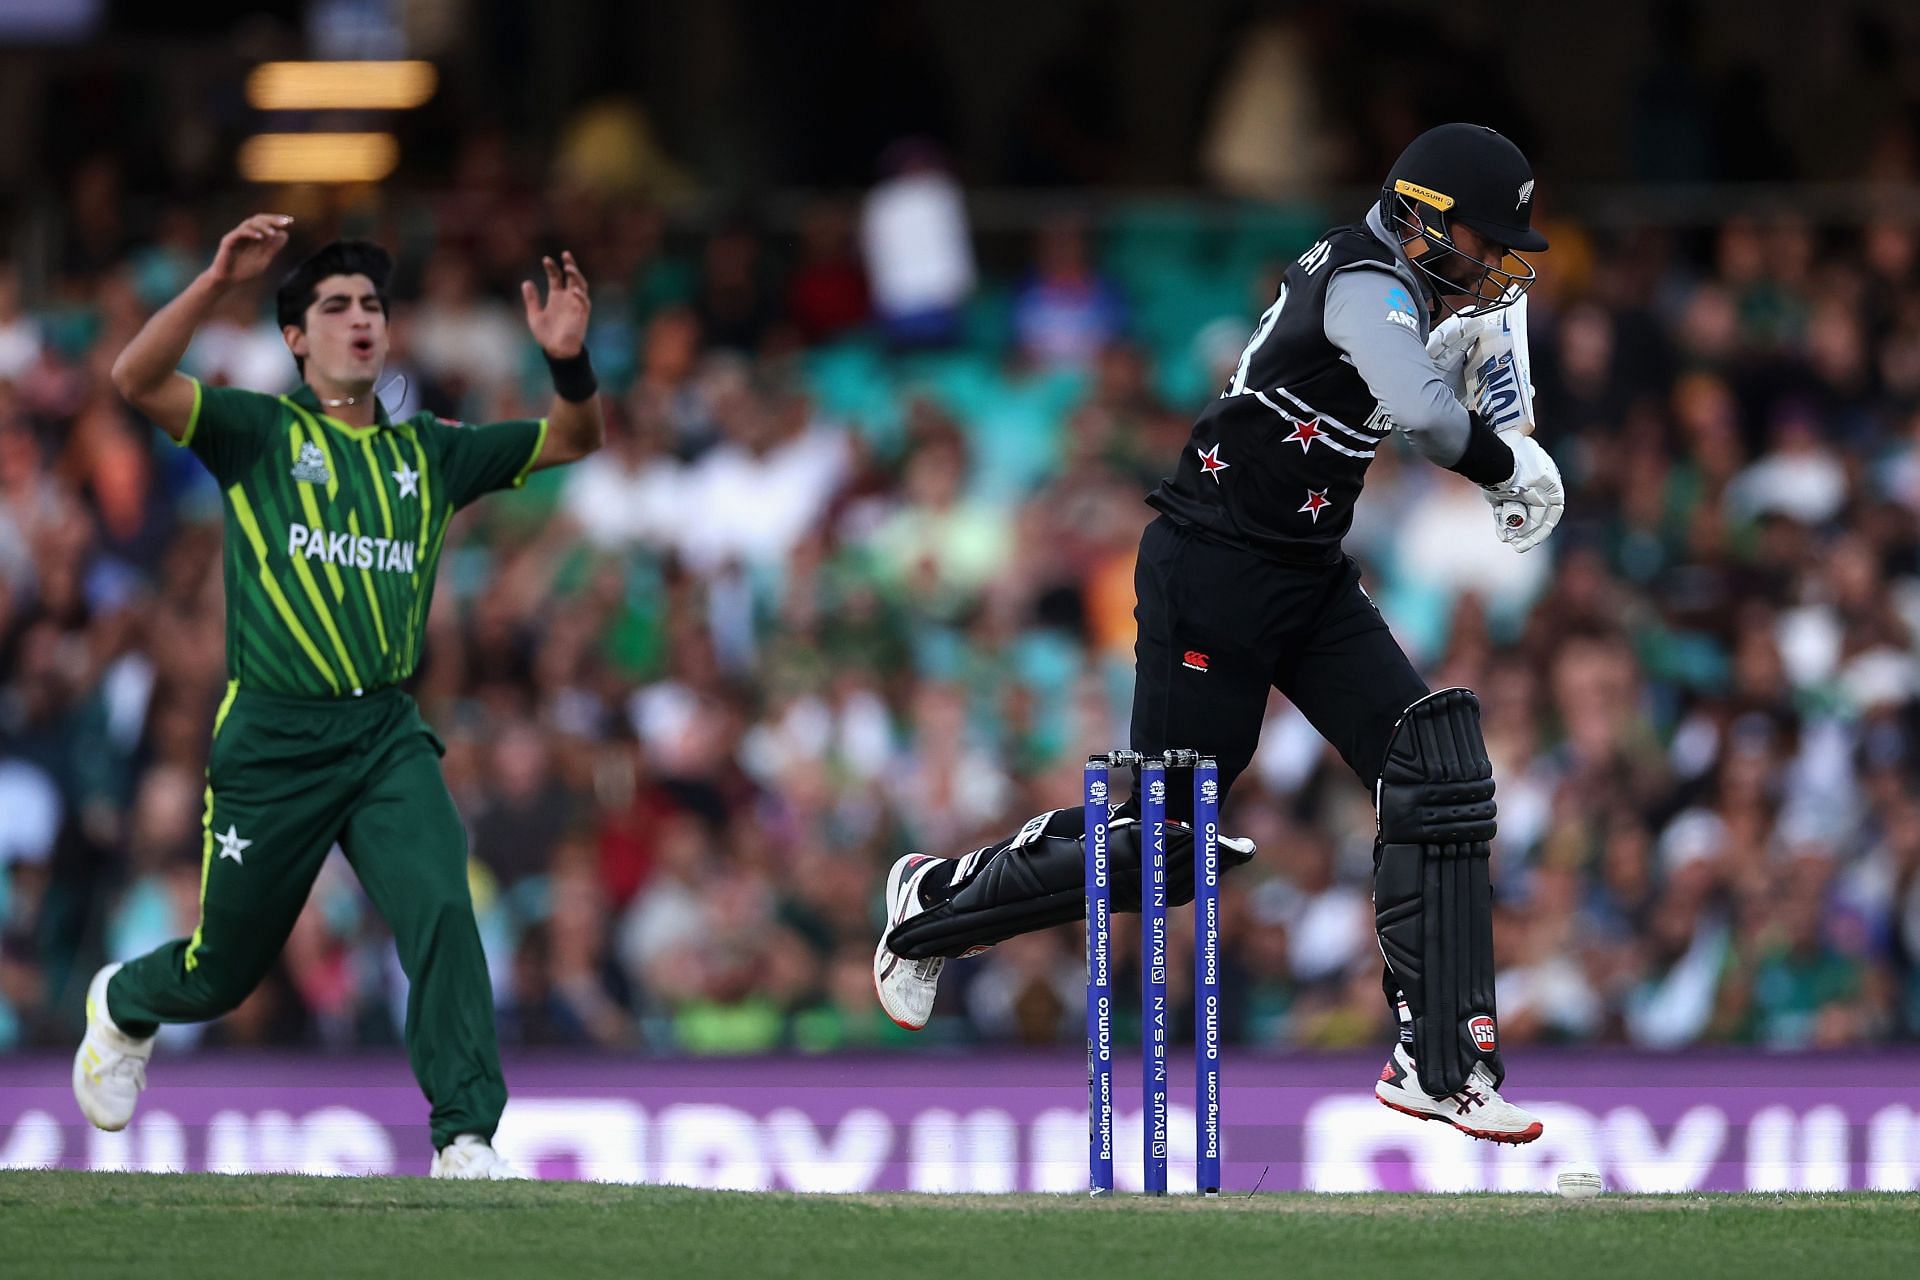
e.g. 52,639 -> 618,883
1555,1164 -> 1604,1199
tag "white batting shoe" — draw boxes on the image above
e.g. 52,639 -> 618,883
72,963 -> 155,1132
873,854 -> 952,1031
430,1135 -> 523,1180
1375,1043 -> 1543,1144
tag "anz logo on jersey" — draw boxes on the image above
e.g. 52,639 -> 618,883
1298,240 -> 1333,275
1384,286 -> 1418,332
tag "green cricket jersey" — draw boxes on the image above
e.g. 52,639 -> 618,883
176,379 -> 549,698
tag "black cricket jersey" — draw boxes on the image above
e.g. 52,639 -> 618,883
1147,223 -> 1416,565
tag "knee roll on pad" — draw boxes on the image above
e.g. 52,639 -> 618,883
1376,686 -> 1497,846
1372,687 -> 1504,1097
884,807 -> 1256,960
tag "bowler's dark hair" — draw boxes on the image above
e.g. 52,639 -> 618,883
275,239 -> 393,375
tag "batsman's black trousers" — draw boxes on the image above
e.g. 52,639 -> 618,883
1129,515 -> 1429,812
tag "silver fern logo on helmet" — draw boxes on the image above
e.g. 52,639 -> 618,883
1516,179 -> 1535,209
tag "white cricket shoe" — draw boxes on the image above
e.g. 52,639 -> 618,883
1374,1043 -> 1544,1144
430,1135 -> 523,1179
872,853 -> 952,1031
72,963 -> 155,1132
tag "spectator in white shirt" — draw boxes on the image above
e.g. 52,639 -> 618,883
674,375 -> 849,576
560,394 -> 687,552
0,263 -> 42,382
408,250 -> 526,402
860,140 -> 975,350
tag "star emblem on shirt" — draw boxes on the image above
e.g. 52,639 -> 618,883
392,463 -> 420,499
1196,443 -> 1230,482
1283,419 -> 1322,453
215,824 -> 252,866
1298,488 -> 1331,523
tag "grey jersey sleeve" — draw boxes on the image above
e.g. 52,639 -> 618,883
1322,267 -> 1470,465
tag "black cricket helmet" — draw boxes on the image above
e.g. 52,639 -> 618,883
1381,123 -> 1547,313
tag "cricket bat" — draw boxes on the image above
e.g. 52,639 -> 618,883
1487,292 -> 1535,531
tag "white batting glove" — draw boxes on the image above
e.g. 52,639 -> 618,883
1480,430 -> 1564,553
1425,312 -> 1481,385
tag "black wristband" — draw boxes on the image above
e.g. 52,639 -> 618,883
1450,410 -> 1516,486
544,347 -> 598,403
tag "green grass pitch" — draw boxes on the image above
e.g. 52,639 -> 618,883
1,1171 -> 1914,1279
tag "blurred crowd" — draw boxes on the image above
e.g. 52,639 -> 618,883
4,143 -> 1920,1059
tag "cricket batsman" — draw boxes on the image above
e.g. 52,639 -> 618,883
875,124 -> 1560,1142
71,214 -> 604,1178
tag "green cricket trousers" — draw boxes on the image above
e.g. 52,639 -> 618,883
108,683 -> 506,1150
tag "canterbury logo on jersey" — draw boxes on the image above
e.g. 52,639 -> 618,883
286,524 -> 417,573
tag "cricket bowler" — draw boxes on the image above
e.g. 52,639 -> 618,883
72,214 -> 604,1177
875,124 -> 1561,1142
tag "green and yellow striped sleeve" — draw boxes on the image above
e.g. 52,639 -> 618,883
174,379 -> 284,485
420,414 -> 550,510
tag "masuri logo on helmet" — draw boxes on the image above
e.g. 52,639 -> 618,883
1392,178 -> 1455,211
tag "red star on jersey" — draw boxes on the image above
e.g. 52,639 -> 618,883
1298,488 -> 1331,523
1283,418 -> 1322,452
1196,443 -> 1230,482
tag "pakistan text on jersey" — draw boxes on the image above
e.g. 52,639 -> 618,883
285,524 -> 418,573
